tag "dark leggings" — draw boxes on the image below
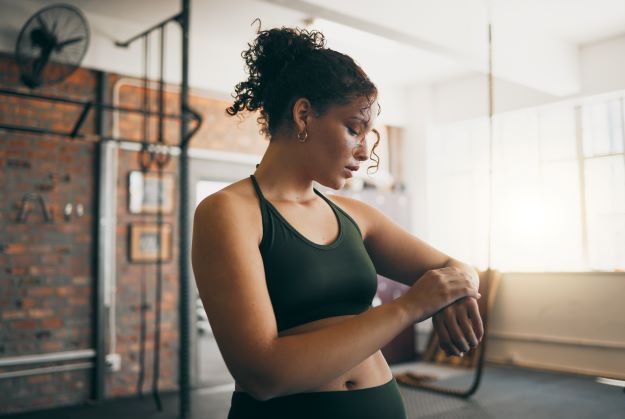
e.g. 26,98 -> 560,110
227,377 -> 407,419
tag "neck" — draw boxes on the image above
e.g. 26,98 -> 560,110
253,137 -> 317,203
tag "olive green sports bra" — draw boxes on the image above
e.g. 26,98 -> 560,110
250,174 -> 378,332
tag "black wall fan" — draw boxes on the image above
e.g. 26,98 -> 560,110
15,3 -> 90,88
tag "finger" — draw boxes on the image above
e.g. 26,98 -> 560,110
444,309 -> 470,353
433,313 -> 460,357
467,299 -> 485,341
456,305 -> 479,349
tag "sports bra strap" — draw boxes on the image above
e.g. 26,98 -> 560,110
249,174 -> 266,200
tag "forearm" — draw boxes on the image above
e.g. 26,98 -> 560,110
260,300 -> 412,400
444,258 -> 479,291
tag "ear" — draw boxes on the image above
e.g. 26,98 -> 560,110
291,97 -> 313,133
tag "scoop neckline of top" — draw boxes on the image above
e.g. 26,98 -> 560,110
250,174 -> 344,250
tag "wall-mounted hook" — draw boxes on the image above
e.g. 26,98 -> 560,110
16,193 -> 54,223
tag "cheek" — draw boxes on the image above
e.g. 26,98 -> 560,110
311,124 -> 353,163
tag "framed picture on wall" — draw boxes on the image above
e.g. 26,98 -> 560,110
128,171 -> 175,214
128,223 -> 172,262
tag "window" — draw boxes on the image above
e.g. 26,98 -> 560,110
427,93 -> 625,272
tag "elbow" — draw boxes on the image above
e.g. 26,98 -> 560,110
230,340 -> 285,401
247,377 -> 277,402
235,368 -> 280,402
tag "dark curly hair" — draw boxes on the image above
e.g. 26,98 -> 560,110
226,20 -> 382,174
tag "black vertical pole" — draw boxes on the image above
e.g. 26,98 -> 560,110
92,70 -> 107,403
179,0 -> 191,417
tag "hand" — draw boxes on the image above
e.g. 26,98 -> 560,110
432,296 -> 484,357
396,266 -> 481,323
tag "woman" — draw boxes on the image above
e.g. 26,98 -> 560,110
191,23 -> 483,419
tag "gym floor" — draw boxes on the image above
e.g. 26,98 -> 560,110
3,362 -> 622,419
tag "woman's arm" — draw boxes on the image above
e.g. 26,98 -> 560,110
331,195 -> 483,355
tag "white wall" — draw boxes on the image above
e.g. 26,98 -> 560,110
487,272 -> 625,380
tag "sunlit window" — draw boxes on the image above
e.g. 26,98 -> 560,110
427,93 -> 625,272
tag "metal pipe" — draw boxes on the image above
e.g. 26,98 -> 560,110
159,26 -> 166,144
0,362 -> 93,380
115,13 -> 182,48
179,0 -> 192,416
0,88 -> 192,120
0,349 -> 95,367
93,69 -> 107,402
143,33 -> 150,147
71,101 -> 92,137
0,115 -> 200,144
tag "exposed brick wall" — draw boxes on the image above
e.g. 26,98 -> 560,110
111,76 -> 268,153
1,53 -> 265,414
0,53 -> 97,413
107,148 -> 180,397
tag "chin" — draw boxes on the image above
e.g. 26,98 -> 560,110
332,178 -> 346,191
317,177 -> 344,191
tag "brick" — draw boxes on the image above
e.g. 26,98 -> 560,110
28,288 -> 53,297
2,310 -> 26,319
55,287 -> 73,297
26,375 -> 50,384
41,341 -> 62,351
19,298 -> 37,308
28,308 -> 53,318
72,276 -> 89,285
40,255 -> 64,264
69,297 -> 89,306
12,320 -> 36,329
2,243 -> 26,254
41,318 -> 63,328
4,267 -> 27,275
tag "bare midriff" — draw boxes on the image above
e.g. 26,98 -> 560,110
233,313 -> 394,395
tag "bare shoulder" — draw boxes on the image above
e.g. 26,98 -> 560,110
196,177 -> 255,208
194,177 -> 262,244
322,192 -> 374,240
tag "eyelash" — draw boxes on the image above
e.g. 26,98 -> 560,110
347,127 -> 359,136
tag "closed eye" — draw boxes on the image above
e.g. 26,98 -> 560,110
347,126 -> 359,136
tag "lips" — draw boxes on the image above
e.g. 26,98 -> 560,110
346,165 -> 360,171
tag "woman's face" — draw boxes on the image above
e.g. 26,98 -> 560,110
306,97 -> 377,190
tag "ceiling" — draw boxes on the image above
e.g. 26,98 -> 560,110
1,0 -> 625,96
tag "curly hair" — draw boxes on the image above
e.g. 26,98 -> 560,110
226,20 -> 382,173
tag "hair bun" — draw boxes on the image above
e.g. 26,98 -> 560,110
249,26 -> 325,86
226,22 -> 326,123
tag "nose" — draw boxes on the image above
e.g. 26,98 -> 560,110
353,138 -> 368,161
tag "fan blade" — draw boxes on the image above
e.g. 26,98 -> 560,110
32,50 -> 51,79
36,15 -> 50,35
56,36 -> 84,49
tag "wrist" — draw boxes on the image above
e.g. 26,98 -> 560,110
391,295 -> 420,325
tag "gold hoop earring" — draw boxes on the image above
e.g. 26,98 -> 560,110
297,130 -> 308,143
